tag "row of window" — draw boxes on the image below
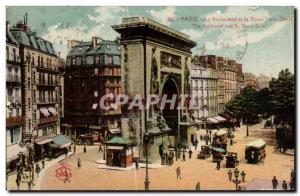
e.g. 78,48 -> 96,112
66,55 -> 121,66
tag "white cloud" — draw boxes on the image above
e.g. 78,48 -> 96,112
87,6 -> 125,23
42,7 -> 126,59
146,6 -> 176,26
181,28 -> 204,41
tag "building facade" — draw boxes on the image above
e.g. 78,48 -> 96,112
10,19 -> 61,159
64,37 -> 122,140
243,72 -> 257,88
6,23 -> 27,173
222,59 -> 238,104
190,62 -> 209,129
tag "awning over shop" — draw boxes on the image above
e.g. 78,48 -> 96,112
7,144 -> 28,163
36,138 -> 52,145
40,108 -> 50,117
48,107 -> 57,115
108,127 -> 121,134
105,136 -> 135,146
214,116 -> 227,122
207,117 -> 219,124
51,135 -> 72,148
92,103 -> 98,110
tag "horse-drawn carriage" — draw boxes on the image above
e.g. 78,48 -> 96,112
225,152 -> 239,168
197,145 -> 211,159
211,147 -> 226,162
245,139 -> 266,164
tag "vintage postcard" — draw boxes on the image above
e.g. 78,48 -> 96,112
5,6 -> 295,191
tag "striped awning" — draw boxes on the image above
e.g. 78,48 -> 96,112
40,108 -> 50,117
48,107 -> 57,115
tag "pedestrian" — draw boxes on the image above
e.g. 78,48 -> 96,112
77,158 -> 81,168
182,151 -> 186,161
216,159 -> 221,170
194,138 -> 198,150
41,159 -> 45,169
83,145 -> 87,154
200,135 -> 203,141
237,186 -> 242,191
73,144 -> 76,153
64,169 -> 71,183
230,139 -> 233,146
135,159 -> 139,170
16,175 -> 21,190
98,143 -> 103,152
196,181 -> 200,191
27,179 -> 34,190
188,148 -> 193,159
272,176 -> 278,189
35,163 -> 41,177
176,167 -> 181,179
282,180 -> 288,190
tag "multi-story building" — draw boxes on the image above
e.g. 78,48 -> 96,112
243,72 -> 257,88
223,59 -> 238,104
198,55 -> 243,113
207,68 -> 218,117
64,37 -> 122,139
6,22 -> 27,173
256,74 -> 271,89
190,62 -> 209,129
216,57 -> 225,113
191,56 -> 219,129
10,19 -> 61,159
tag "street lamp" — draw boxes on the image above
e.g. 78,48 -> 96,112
241,171 -> 246,182
228,170 -> 233,181
143,133 -> 150,191
229,168 -> 245,190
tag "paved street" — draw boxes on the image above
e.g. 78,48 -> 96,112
37,122 -> 294,191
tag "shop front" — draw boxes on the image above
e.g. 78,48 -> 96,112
6,144 -> 28,174
49,135 -> 73,158
105,136 -> 135,168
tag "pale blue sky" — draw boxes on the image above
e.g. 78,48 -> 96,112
6,6 -> 294,77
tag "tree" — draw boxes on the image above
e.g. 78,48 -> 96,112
269,69 -> 295,125
225,86 -> 259,136
256,87 -> 272,118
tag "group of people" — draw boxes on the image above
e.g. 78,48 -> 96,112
15,154 -> 46,190
272,170 -> 295,191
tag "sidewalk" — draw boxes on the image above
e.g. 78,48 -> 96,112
7,152 -> 74,191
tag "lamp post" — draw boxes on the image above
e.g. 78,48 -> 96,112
144,133 -> 150,191
228,168 -> 245,190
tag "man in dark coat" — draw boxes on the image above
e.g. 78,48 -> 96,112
188,148 -> 193,159
176,167 -> 181,179
196,181 -> 200,191
282,180 -> 288,190
272,176 -> 278,189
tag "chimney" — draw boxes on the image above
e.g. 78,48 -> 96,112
92,36 -> 102,49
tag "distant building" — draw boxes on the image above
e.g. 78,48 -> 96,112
256,74 -> 271,89
222,59 -> 238,104
64,37 -> 122,139
10,18 -> 61,159
243,72 -> 257,88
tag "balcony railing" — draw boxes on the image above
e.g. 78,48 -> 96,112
36,98 -> 58,104
6,116 -> 24,127
38,116 -> 58,125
